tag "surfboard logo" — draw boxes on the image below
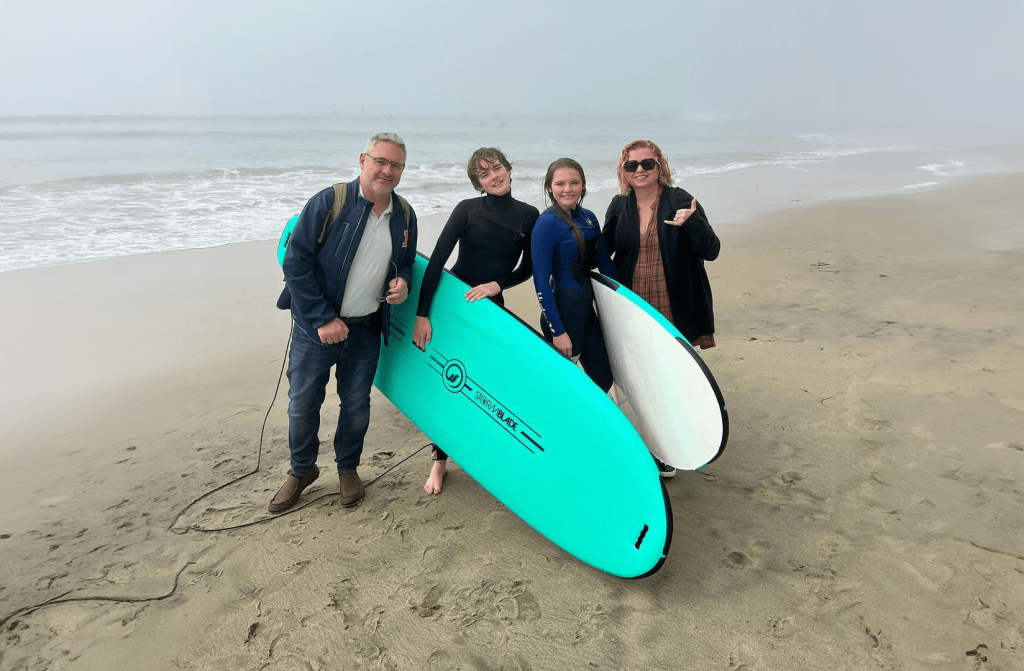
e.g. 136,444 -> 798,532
429,350 -> 544,454
442,360 -> 467,393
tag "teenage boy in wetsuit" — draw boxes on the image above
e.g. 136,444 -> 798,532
412,147 -> 539,495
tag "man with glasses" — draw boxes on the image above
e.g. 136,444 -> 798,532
272,132 -> 418,512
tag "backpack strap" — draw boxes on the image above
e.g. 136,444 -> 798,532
316,183 -> 411,250
317,182 -> 349,245
397,195 -> 412,228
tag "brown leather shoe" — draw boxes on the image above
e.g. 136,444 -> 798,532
338,472 -> 365,507
268,465 -> 320,513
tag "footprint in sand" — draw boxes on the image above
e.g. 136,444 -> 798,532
724,550 -> 755,569
728,651 -> 753,670
769,616 -> 796,638
572,603 -> 608,646
788,560 -> 837,579
510,591 -> 541,622
425,650 -> 459,670
780,471 -> 804,484
410,584 -> 446,618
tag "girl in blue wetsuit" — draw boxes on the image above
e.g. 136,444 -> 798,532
531,158 -> 616,392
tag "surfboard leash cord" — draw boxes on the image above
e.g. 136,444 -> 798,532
0,562 -> 197,629
167,324 -> 430,535
2,331 -> 430,629
0,434 -> 428,628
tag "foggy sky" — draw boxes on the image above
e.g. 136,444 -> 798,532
1,0 -> 1023,135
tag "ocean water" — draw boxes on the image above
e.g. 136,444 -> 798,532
1,114 -> 1020,272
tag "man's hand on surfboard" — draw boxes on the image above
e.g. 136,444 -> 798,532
664,198 -> 698,226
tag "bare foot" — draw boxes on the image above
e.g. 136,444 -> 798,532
424,459 -> 447,495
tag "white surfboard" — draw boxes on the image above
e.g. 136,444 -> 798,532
592,273 -> 728,470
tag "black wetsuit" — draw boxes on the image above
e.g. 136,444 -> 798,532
417,191 -> 539,317
418,190 -> 539,461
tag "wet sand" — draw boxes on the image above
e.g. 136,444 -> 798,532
1,175 -> 1022,670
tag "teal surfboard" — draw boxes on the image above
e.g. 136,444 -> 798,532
591,273 -> 728,470
277,215 -> 299,267
373,255 -> 672,578
278,221 -> 671,578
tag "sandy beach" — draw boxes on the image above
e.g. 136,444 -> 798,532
2,175 -> 1023,670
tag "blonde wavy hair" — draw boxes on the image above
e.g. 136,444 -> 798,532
616,139 -> 674,195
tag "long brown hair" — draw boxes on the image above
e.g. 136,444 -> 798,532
543,158 -> 587,258
616,139 -> 674,195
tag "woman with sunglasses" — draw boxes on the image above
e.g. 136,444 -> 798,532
604,139 -> 720,348
532,158 -> 616,393
603,140 -> 721,477
413,147 -> 539,495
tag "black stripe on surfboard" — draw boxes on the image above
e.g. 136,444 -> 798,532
390,307 -> 409,329
430,348 -> 543,444
675,337 -> 730,464
427,348 -> 545,455
589,273 -> 620,291
456,390 -> 538,455
389,319 -> 407,339
456,382 -> 545,455
520,432 -> 544,452
468,377 -> 542,442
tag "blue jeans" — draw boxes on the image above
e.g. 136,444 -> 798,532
286,318 -> 382,476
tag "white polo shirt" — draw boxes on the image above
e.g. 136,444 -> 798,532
339,199 -> 393,318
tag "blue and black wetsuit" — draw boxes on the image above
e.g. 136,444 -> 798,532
531,206 -> 616,392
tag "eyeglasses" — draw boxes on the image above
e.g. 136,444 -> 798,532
376,260 -> 400,303
623,159 -> 659,173
366,155 -> 406,171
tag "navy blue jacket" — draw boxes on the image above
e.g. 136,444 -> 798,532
279,178 -> 417,344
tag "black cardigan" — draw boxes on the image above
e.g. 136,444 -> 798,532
602,186 -> 720,341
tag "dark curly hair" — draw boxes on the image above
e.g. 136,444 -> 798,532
467,147 -> 513,193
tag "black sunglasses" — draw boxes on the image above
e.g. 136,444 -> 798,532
623,159 -> 659,173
